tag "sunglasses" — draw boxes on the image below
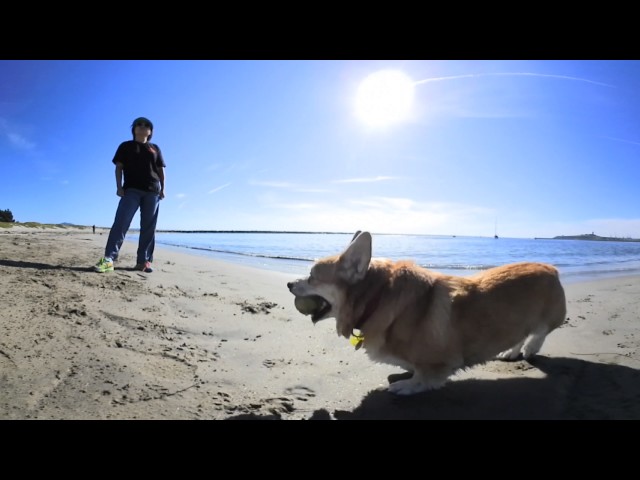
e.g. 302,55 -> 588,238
135,122 -> 151,128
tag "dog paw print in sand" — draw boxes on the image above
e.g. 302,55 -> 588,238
284,385 -> 316,402
575,295 -> 594,303
153,284 -> 192,299
48,302 -> 88,319
219,395 -> 295,418
236,300 -> 278,315
219,385 -> 317,419
262,358 -> 293,368
229,389 -> 316,419
483,359 -> 537,375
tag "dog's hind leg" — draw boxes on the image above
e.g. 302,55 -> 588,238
521,328 -> 551,359
497,327 -> 552,361
496,339 -> 525,361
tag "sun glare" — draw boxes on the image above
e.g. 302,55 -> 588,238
355,70 -> 415,127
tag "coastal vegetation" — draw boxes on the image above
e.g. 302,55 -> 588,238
0,208 -> 15,223
536,233 -> 640,243
0,221 -> 89,230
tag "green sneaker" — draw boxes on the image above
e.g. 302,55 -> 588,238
94,257 -> 114,273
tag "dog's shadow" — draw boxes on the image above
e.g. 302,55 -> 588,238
225,356 -> 640,420
330,356 -> 640,420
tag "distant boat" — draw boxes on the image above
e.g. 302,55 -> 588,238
494,218 -> 499,239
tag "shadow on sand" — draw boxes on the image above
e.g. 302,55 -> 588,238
0,259 -> 96,272
0,259 -> 143,273
226,356 -> 640,420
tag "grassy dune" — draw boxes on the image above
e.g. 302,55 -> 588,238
0,221 -> 90,230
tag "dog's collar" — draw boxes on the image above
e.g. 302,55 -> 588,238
353,284 -> 384,332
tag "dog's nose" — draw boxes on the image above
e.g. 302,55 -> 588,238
287,282 -> 293,289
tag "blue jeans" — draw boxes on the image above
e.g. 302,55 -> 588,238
104,188 -> 160,265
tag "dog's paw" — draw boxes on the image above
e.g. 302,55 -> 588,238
387,377 -> 445,395
497,340 -> 525,361
496,348 -> 522,361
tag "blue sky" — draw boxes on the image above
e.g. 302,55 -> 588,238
1,59 -> 639,238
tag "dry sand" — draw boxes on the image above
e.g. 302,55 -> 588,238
1,227 -> 639,420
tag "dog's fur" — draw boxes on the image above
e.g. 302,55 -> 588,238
287,231 -> 567,395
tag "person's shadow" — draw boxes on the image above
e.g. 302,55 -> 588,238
225,356 -> 640,420
0,259 -> 92,272
0,259 -> 142,273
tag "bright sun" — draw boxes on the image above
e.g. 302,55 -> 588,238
355,70 -> 415,127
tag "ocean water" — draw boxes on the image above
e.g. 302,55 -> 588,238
127,231 -> 640,284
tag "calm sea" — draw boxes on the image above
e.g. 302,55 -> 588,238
129,231 -> 640,283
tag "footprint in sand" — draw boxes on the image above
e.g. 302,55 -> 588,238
284,385 -> 316,401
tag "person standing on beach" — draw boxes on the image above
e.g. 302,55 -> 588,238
94,117 -> 166,273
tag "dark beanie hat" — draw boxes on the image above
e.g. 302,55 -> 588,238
131,117 -> 154,140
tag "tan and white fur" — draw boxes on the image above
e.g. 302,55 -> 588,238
287,231 -> 567,395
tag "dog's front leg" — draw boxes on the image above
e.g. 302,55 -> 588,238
387,367 -> 450,395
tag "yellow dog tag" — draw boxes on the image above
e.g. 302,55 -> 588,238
349,330 -> 364,350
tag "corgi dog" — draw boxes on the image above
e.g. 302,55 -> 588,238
287,231 -> 566,395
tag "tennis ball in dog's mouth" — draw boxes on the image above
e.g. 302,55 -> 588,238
294,295 -> 322,315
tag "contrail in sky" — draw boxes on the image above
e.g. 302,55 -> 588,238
333,176 -> 398,184
601,136 -> 640,146
208,183 -> 230,194
413,73 -> 615,88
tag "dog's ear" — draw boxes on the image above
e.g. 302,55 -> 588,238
350,230 -> 362,243
338,231 -> 372,283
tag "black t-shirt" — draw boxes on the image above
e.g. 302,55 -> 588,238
112,140 -> 166,193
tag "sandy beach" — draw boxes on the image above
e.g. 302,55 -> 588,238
1,226 -> 639,420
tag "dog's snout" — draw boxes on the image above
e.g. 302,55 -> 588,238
288,278 -> 305,294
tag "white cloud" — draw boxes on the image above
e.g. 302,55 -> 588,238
414,72 -> 615,89
251,196 -> 496,236
0,118 -> 36,151
7,132 -> 35,150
